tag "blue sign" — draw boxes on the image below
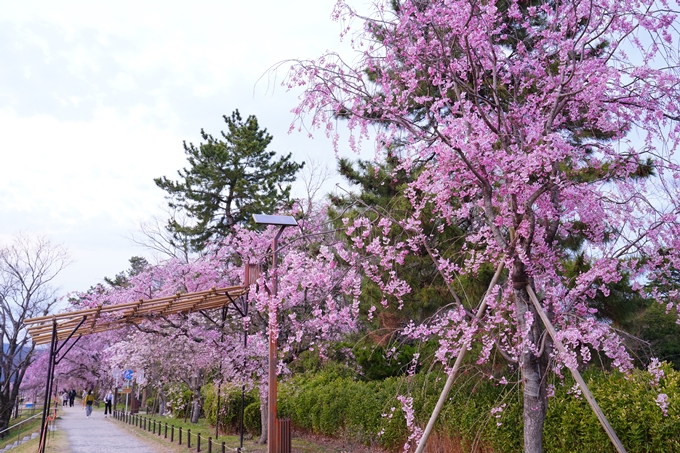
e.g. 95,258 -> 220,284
123,369 -> 134,381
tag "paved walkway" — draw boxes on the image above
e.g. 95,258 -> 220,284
57,404 -> 172,452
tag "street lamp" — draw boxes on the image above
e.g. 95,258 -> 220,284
252,214 -> 298,453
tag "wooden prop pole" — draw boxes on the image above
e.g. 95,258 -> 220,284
414,261 -> 505,453
525,285 -> 627,453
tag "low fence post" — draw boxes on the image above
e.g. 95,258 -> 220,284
179,427 -> 183,445
208,437 -> 212,453
187,429 -> 191,448
165,422 -> 168,438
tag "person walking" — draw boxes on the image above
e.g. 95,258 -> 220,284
104,390 -> 113,418
68,389 -> 76,407
84,390 -> 95,418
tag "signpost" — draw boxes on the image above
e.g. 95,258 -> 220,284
123,370 -> 133,413
112,369 -> 121,413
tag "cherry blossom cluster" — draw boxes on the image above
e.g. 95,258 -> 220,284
287,0 -> 680,446
23,214 -> 361,407
288,0 -> 680,373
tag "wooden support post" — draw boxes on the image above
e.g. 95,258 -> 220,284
525,285 -> 627,453
415,261 -> 505,453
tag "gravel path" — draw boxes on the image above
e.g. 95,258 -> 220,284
57,404 -> 172,453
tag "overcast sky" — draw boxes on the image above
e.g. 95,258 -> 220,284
0,0 -> 371,297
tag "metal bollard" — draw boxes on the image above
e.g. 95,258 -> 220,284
187,429 -> 191,448
208,437 -> 212,453
179,427 -> 183,445
197,433 -> 201,452
165,422 -> 168,438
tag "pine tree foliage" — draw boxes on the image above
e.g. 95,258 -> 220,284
155,110 -> 304,250
331,154 -> 495,348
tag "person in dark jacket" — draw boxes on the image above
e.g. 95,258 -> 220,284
104,390 -> 113,418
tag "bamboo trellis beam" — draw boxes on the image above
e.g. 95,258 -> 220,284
24,285 -> 248,345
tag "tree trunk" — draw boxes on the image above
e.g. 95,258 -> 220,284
158,389 -> 167,416
142,387 -> 147,411
189,371 -> 203,424
513,261 -> 548,453
191,397 -> 201,423
0,395 -> 10,438
258,384 -> 268,444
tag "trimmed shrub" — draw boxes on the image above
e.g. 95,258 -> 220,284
165,382 -> 193,417
278,363 -> 680,453
244,401 -> 262,437
202,383 -> 256,433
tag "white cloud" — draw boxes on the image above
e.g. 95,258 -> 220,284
0,0 -> 371,295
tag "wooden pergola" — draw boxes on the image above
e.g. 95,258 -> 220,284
23,284 -> 250,453
24,285 -> 249,345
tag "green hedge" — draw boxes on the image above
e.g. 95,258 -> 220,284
276,363 -> 680,453
202,383 -> 257,433
544,364 -> 680,452
244,401 -> 262,436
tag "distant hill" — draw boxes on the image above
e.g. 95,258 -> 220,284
1,344 -> 33,383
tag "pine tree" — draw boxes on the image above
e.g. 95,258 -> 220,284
155,110 -> 304,250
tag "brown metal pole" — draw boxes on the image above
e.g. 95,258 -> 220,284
268,226 -> 286,453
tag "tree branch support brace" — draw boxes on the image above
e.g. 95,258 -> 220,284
525,285 -> 626,453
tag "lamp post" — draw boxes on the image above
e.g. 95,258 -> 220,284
253,214 -> 297,453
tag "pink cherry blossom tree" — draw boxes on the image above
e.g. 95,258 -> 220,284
26,209 -> 360,443
286,0 -> 680,451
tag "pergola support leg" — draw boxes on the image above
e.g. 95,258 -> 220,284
37,316 -> 87,453
37,321 -> 58,453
